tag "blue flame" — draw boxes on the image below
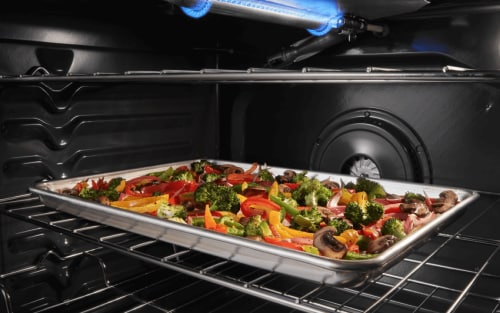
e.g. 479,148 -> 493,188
181,0 -> 212,18
180,0 -> 342,36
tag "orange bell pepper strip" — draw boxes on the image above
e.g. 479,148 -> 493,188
204,204 -> 217,230
203,204 -> 227,233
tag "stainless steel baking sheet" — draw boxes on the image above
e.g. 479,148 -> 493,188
29,160 -> 479,286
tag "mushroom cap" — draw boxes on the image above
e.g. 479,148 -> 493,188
367,235 -> 397,254
313,226 -> 347,259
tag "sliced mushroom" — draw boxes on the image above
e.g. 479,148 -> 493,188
400,201 -> 430,217
276,170 -> 297,183
432,190 -> 458,213
217,164 -> 244,174
321,178 -> 340,190
313,226 -> 347,259
367,235 -> 397,254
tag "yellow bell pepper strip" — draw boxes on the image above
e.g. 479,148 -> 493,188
268,181 -> 279,199
236,194 -> 247,204
110,194 -> 170,213
114,179 -> 126,192
338,188 -> 354,205
268,210 -> 314,240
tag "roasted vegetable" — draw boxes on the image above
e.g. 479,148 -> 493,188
258,169 -> 275,182
172,169 -> 195,182
292,207 -> 323,232
346,177 -> 387,200
157,203 -> 187,220
381,218 -> 406,239
328,218 -> 352,235
244,215 -> 265,237
190,160 -> 214,174
344,200 -> 384,227
364,201 -> 384,224
201,172 -> 222,183
194,182 -> 240,213
292,178 -> 332,206
243,215 -> 274,237
404,191 -> 426,202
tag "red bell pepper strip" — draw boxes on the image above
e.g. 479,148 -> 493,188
384,203 -> 402,214
124,176 -> 163,196
204,165 -> 221,174
263,237 -> 304,251
361,224 -> 380,240
240,197 -> 281,219
226,173 -> 259,185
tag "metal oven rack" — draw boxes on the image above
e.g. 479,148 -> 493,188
1,193 -> 499,313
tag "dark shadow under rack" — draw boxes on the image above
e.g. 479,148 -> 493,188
1,193 -> 499,313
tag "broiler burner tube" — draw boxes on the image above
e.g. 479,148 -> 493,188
166,0 -> 343,36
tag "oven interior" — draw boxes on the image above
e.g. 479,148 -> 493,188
1,1 -> 500,312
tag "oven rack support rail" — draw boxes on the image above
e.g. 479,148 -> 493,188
1,193 -> 499,313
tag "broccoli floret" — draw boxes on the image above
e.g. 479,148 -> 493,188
79,186 -> 98,200
381,218 -> 406,239
219,216 -> 245,236
344,200 -> 384,227
344,202 -> 365,227
245,215 -> 264,237
347,177 -> 387,200
328,218 -> 352,235
292,178 -> 332,206
194,182 -> 240,213
190,160 -> 214,174
157,203 -> 187,220
404,192 -> 426,203
258,169 -> 275,182
291,207 -> 323,232
149,167 -> 174,181
107,177 -> 124,190
365,201 -> 384,224
201,173 -> 221,183
78,181 -> 121,202
172,170 -> 195,182
291,171 -> 308,183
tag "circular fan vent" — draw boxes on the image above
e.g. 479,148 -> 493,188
310,109 -> 431,182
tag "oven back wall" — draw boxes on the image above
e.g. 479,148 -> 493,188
229,82 -> 500,193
